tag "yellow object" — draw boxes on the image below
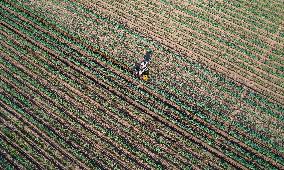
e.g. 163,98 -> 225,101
142,75 -> 149,81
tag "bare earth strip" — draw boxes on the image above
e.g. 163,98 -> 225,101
6,9 -> 284,169
6,1 -> 284,167
1,0 -> 284,169
16,0 -> 284,113
85,0 -> 284,104
1,15 -> 247,169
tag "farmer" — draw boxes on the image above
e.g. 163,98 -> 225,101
133,50 -> 152,80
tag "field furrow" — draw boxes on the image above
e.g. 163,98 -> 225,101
1,0 -> 283,169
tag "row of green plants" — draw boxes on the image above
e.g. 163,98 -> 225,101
8,51 -> 141,168
145,0 -> 284,84
69,0 -> 284,115
161,0 -> 284,71
0,137 -> 33,169
0,89 -> 62,169
0,23 -> 206,168
42,26 -> 258,169
2,1 -> 284,168
164,0 -> 281,46
10,0 -> 282,115
0,147 -> 14,170
0,5 -> 226,168
25,0 -> 284,158
1,1 -> 280,159
197,2 -> 280,35
0,40 -> 112,169
0,31 -> 177,169
122,0 -> 272,61
0,55 -> 100,169
224,0 -> 283,25
58,1 -> 284,166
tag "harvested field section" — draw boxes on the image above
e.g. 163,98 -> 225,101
0,0 -> 284,169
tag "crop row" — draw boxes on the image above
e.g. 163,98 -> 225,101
0,61 -> 95,169
16,0 -> 284,114
76,0 -> 284,106
0,52 -> 147,169
4,0 -> 284,166
100,2 -> 284,72
0,32 -> 171,168
0,18 -> 262,170
30,0 -> 282,127
124,0 -> 284,67
93,0 -> 284,99
164,0 -> 284,46
0,18 -> 224,169
88,0 -> 284,115
33,0 -> 284,151
0,128 -> 36,169
2,0 -> 284,169
0,31 -> 128,169
0,22 -> 211,169
0,12 -> 242,170
224,0 -> 284,25
63,0 -> 284,138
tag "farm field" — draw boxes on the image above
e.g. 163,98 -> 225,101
0,0 -> 284,169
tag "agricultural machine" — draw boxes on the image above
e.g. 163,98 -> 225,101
133,50 -> 152,81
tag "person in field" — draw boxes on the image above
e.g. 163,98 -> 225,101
133,50 -> 152,81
